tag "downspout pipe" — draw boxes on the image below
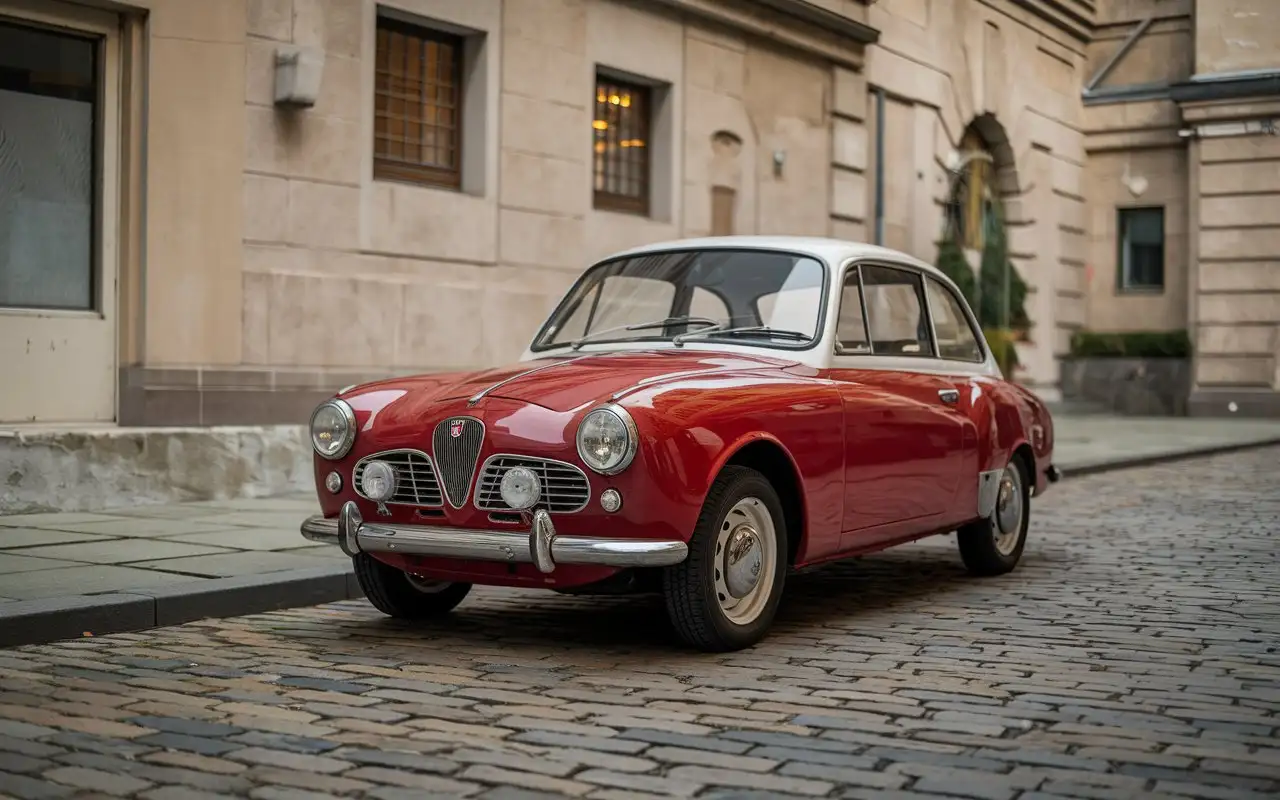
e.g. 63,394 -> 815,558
873,86 -> 885,245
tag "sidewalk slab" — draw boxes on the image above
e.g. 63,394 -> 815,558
3,412 -> 1280,648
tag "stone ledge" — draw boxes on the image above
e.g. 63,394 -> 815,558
0,566 -> 358,649
0,425 -> 312,514
1188,389 -> 1280,419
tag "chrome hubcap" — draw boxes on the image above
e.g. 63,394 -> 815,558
993,464 -> 1024,556
712,497 -> 777,626
724,526 -> 762,598
405,574 -> 451,594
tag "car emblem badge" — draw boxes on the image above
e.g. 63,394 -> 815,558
449,419 -> 465,438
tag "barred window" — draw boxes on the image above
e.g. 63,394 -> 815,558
593,75 -> 651,214
374,16 -> 463,188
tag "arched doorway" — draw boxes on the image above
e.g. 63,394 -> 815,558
938,115 -> 1030,378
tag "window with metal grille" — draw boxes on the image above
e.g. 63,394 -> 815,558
1118,207 -> 1164,291
593,75 -> 651,214
374,16 -> 463,188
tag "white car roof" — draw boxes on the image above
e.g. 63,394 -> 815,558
605,235 -> 948,282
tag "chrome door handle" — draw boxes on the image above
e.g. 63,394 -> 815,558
938,389 -> 959,404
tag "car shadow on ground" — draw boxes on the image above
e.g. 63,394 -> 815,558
320,541 -> 1022,656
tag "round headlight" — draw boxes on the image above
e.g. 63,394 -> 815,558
576,404 -> 637,475
310,399 -> 356,460
499,466 -> 541,510
359,460 -> 397,502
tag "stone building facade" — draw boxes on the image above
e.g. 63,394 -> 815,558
1,0 -> 1277,426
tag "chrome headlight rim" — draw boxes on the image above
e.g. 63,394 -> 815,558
310,398 -> 357,461
576,403 -> 638,476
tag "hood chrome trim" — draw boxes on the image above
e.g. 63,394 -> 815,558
467,354 -> 594,407
608,365 -> 779,403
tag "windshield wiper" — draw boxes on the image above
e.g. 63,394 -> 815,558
568,316 -> 721,350
673,325 -> 812,346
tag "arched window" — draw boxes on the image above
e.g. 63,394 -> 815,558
945,128 -> 996,251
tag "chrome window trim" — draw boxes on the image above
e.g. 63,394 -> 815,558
351,448 -> 444,508
472,453 -> 593,514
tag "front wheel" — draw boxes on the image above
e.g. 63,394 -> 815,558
353,554 -> 472,619
957,457 -> 1030,576
663,466 -> 787,652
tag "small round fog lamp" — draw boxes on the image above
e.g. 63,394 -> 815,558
600,488 -> 623,513
500,466 -> 541,510
359,461 -> 397,502
324,471 -> 343,494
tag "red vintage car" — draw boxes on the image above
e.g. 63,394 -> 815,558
301,236 -> 1058,651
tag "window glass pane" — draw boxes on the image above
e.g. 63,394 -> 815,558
860,265 -> 933,357
689,287 -> 730,325
925,277 -> 983,362
580,275 -> 675,335
538,249 -> 824,349
373,18 -> 461,185
1120,208 -> 1164,289
834,274 -> 870,353
0,22 -> 96,311
593,76 -> 650,212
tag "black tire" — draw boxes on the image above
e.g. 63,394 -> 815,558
663,465 -> 787,652
957,455 -> 1031,576
353,553 -> 472,619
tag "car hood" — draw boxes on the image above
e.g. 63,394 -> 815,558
344,349 -> 799,421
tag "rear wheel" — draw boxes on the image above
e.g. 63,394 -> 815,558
957,457 -> 1030,576
663,466 -> 787,652
353,554 -> 472,619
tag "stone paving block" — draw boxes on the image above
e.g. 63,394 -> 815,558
10,539 -> 235,565
164,528 -> 309,552
134,732 -> 241,757
0,566 -> 192,602
131,552 -> 343,579
0,554 -> 83,573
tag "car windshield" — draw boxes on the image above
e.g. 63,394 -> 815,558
532,249 -> 827,351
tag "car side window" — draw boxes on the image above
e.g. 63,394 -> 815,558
860,264 -> 936,357
834,268 -> 871,354
924,277 -> 984,362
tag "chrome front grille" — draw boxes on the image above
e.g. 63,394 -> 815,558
475,455 -> 591,513
353,450 -> 442,507
432,416 -> 485,508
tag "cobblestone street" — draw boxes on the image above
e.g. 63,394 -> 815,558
1,448 -> 1278,800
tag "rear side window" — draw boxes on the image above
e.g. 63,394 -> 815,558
924,277 -> 984,363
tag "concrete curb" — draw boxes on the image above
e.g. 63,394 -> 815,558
1054,436 -> 1280,479
3,437 -> 1279,649
0,565 -> 359,649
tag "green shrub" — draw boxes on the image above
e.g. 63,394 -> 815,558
1069,330 -> 1192,359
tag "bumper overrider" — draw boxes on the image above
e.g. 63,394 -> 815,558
301,501 -> 689,574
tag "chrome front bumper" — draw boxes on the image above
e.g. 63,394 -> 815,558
301,501 -> 689,574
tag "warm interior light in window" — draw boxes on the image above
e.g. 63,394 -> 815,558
594,141 -> 606,153
620,94 -> 631,108
609,94 -> 621,105
597,91 -> 606,103
592,120 -> 608,130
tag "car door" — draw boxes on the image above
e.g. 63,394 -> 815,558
921,274 -> 992,526
825,262 -> 972,542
